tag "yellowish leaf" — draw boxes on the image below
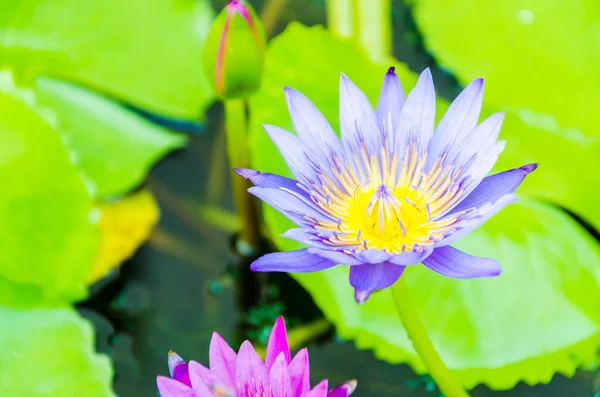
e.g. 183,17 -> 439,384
87,189 -> 159,284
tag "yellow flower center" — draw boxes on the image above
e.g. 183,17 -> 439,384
310,142 -> 466,254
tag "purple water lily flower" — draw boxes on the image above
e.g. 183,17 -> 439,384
157,316 -> 357,397
236,67 -> 536,304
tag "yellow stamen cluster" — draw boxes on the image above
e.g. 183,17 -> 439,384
310,142 -> 466,254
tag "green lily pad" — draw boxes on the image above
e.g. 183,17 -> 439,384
492,107 -> 600,232
411,0 -> 600,136
0,0 -> 215,119
248,23 -> 600,389
0,75 -> 96,304
34,77 -> 187,198
410,1 -> 600,231
0,305 -> 114,397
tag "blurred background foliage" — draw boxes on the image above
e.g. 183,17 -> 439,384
0,0 -> 598,396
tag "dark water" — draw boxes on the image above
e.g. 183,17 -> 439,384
78,0 -> 599,396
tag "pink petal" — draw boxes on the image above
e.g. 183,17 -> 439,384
269,352 -> 293,397
168,351 -> 191,387
305,379 -> 329,397
188,361 -> 228,396
209,332 -> 237,389
236,341 -> 269,397
327,380 -> 357,397
265,316 -> 291,371
288,349 -> 310,396
157,376 -> 195,397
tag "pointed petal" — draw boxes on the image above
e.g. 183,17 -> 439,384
352,249 -> 391,264
250,249 -> 337,273
282,229 -> 342,251
209,333 -> 237,389
423,245 -> 501,278
167,351 -> 185,377
234,168 -> 306,196
349,262 -> 406,304
265,316 -> 291,371
306,379 -> 329,397
263,124 -> 317,184
157,376 -> 195,397
247,186 -> 335,226
451,164 -> 537,213
328,380 -> 358,397
188,361 -> 224,397
436,193 -> 518,247
376,67 -> 405,134
236,341 -> 269,397
439,113 -> 507,205
394,68 -> 435,155
289,349 -> 310,396
306,247 -> 363,266
285,87 -> 343,164
449,112 -> 504,171
269,353 -> 293,397
167,351 -> 191,387
428,78 -> 484,167
339,73 -> 381,154
387,248 -> 432,266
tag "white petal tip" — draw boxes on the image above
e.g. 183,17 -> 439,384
354,290 -> 371,304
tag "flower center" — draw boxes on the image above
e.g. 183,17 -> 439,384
310,143 -> 467,254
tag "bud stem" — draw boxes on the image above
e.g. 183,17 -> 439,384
391,278 -> 470,397
326,0 -> 353,38
352,0 -> 392,61
224,98 -> 263,253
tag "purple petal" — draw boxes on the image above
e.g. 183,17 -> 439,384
307,247 -> 363,266
288,348 -> 310,396
282,229 -> 342,251
427,78 -> 484,167
209,333 -> 237,389
435,193 -> 518,247
250,249 -> 337,273
349,262 -> 406,304
306,379 -> 329,397
167,351 -> 191,387
352,249 -> 392,264
376,67 -> 405,137
269,353 -> 293,397
439,113 -> 507,206
339,73 -> 381,155
423,245 -> 501,278
394,68 -> 436,155
328,380 -> 358,397
451,164 -> 537,213
236,341 -> 269,397
284,87 -> 344,165
248,186 -> 335,226
387,249 -> 432,266
234,168 -> 307,196
447,112 -> 504,172
157,376 -> 195,397
265,316 -> 291,371
263,124 -> 317,184
187,361 -> 223,396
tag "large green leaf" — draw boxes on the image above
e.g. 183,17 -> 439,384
248,23 -> 600,389
492,107 -> 600,232
34,77 -> 187,198
0,0 -> 215,119
0,73 -> 96,304
411,0 -> 600,136
410,0 -> 600,230
0,305 -> 114,397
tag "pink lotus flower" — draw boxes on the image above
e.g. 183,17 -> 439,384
157,317 -> 357,397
